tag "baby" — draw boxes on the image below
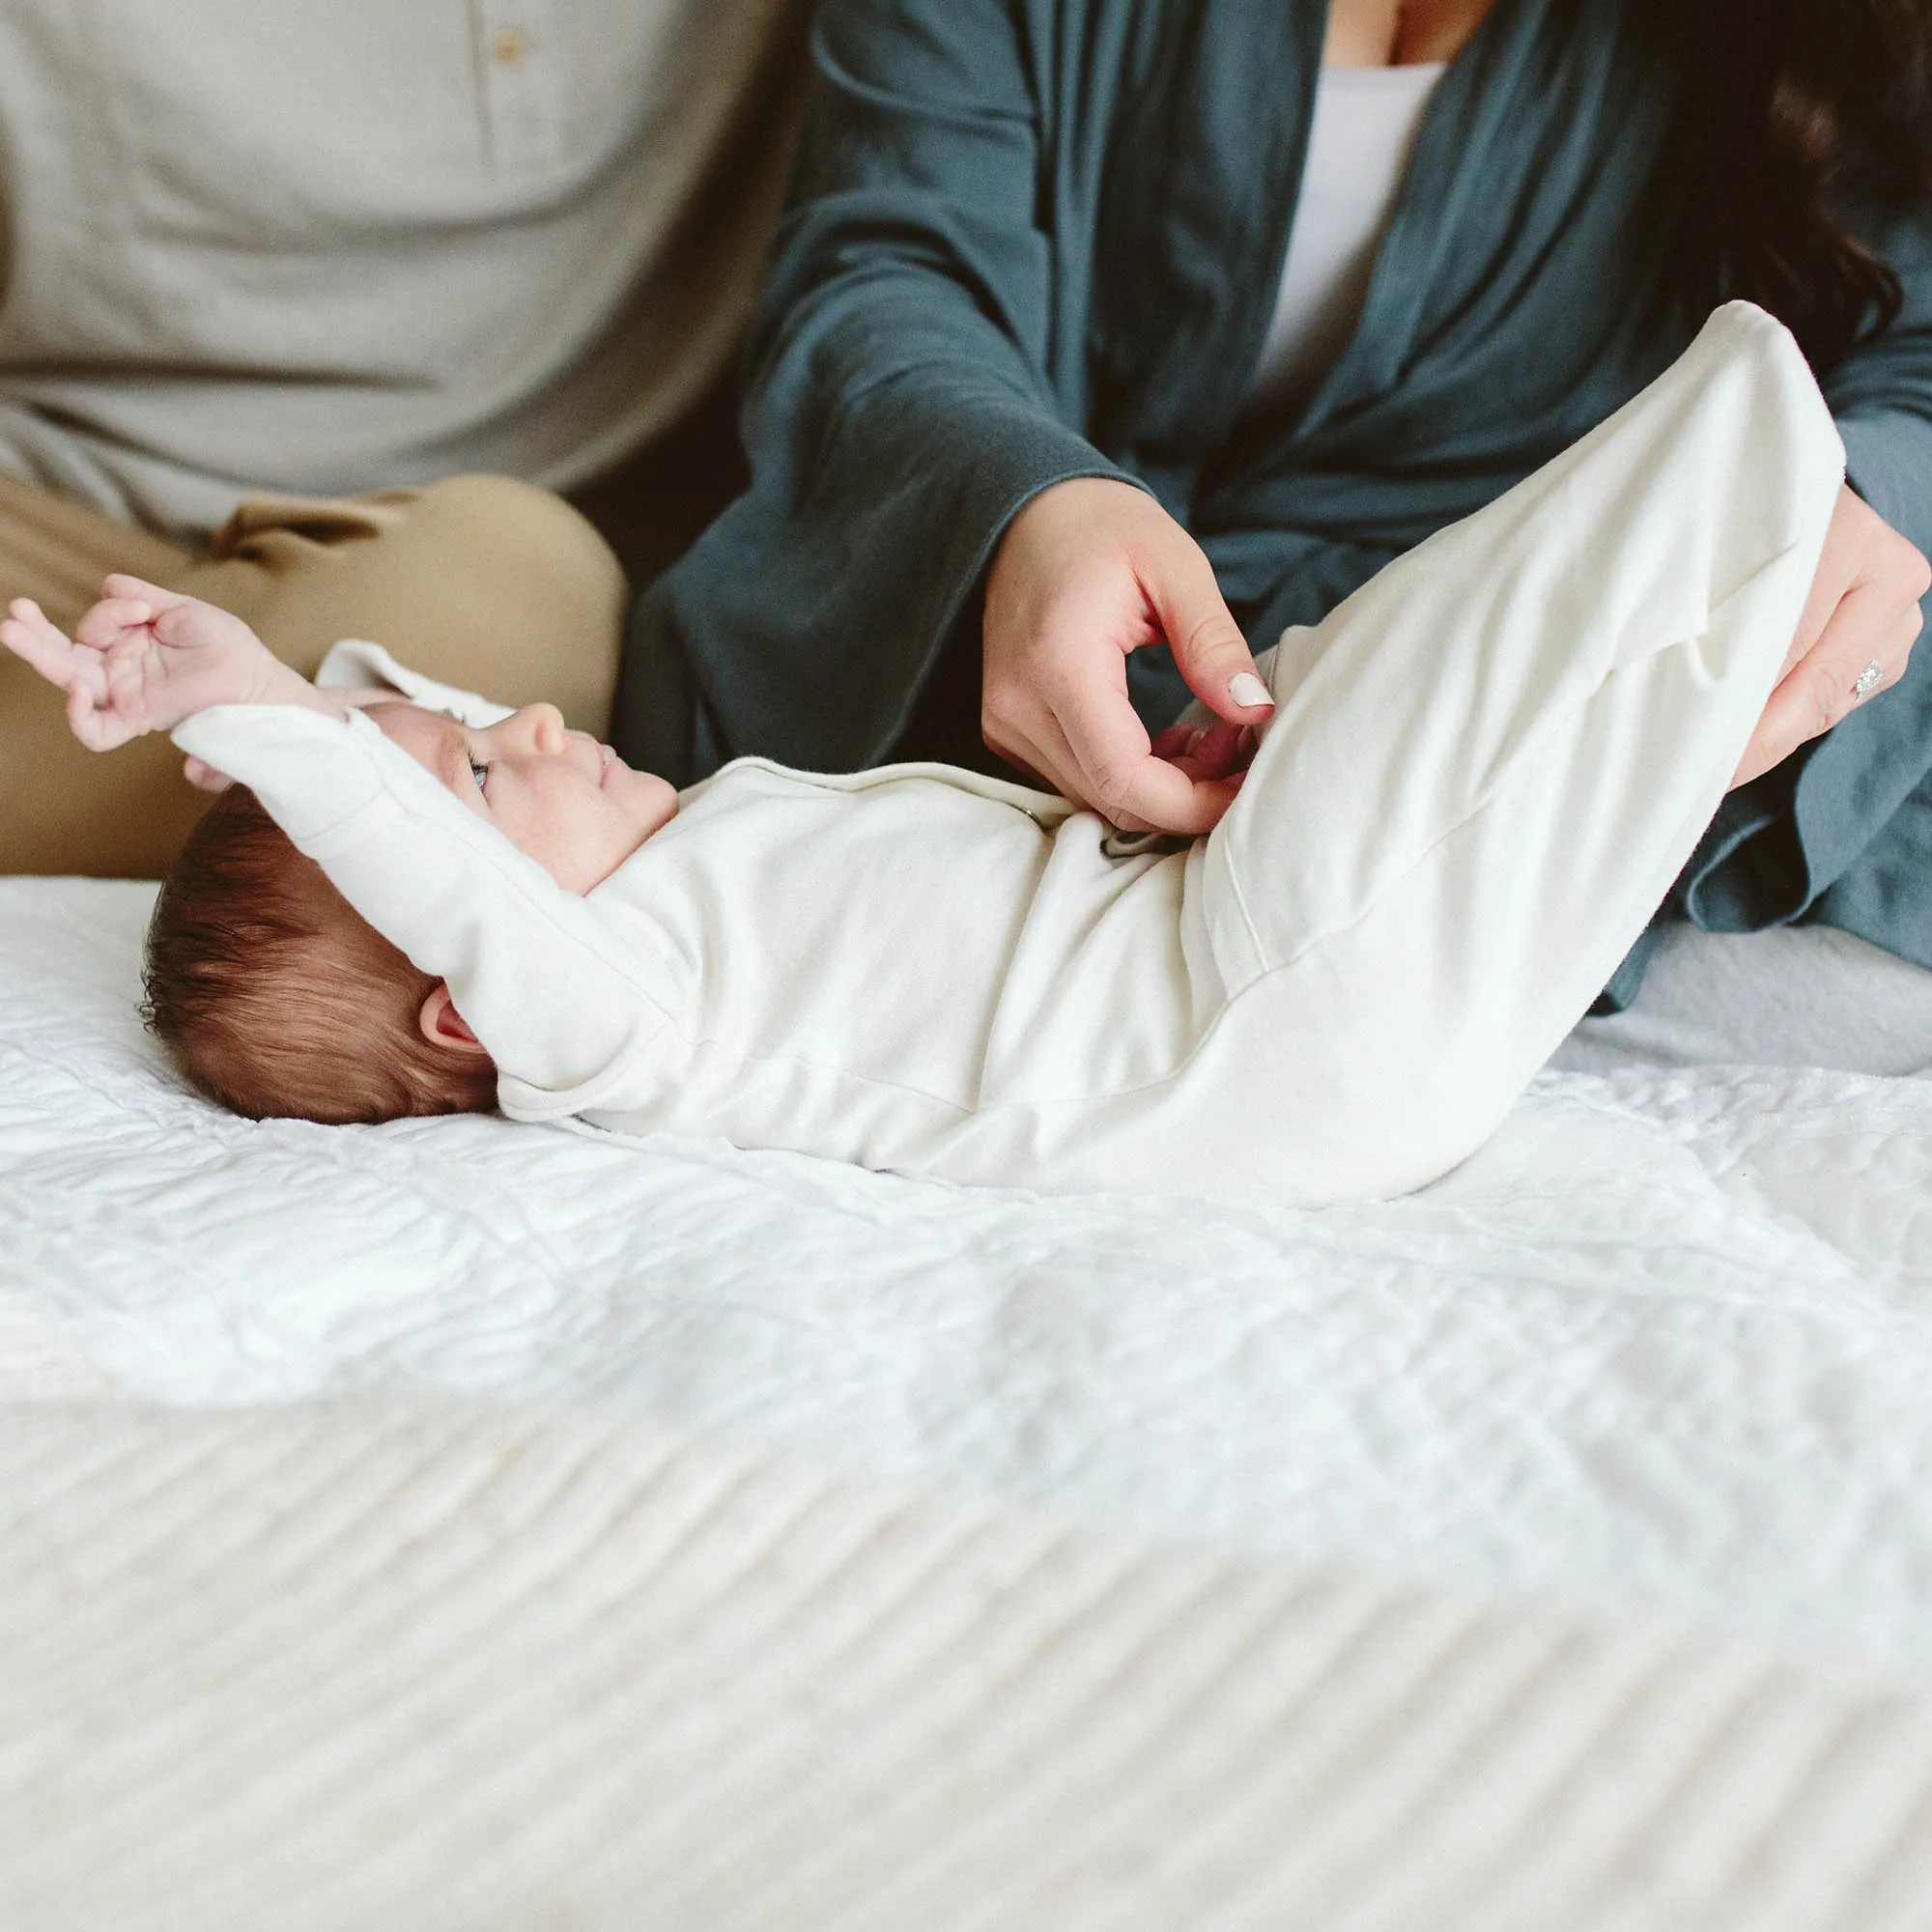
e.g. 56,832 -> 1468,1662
0,306 -> 1849,1207
5,582 -> 676,1124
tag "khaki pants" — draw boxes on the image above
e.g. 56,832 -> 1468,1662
0,472 -> 627,877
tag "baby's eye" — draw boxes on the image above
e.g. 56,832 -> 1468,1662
469,760 -> 490,794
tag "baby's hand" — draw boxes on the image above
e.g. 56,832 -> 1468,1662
0,575 -> 308,753
1151,715 -> 1256,789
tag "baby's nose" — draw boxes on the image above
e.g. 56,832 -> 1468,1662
513,701 -> 568,753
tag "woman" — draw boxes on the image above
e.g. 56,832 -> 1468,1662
627,0 -> 1932,1011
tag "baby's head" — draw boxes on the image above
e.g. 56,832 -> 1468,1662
143,699 -> 678,1122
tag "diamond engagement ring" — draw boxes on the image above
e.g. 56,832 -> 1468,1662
1853,659 -> 1884,703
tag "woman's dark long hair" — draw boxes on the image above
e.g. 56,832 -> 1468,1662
1675,0 -> 1932,370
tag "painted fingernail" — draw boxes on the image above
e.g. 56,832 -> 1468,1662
1185,726 -> 1208,755
1229,671 -> 1272,710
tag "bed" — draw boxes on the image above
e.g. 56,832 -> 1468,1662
6,873 -> 1932,1926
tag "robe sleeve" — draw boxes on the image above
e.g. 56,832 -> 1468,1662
622,0 -> 1133,785
1668,193 -> 1932,968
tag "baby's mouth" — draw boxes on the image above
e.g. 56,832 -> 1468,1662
565,729 -> 614,787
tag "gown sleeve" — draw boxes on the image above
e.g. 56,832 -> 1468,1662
312,639 -> 514,727
622,0 -> 1132,785
171,704 -> 671,1101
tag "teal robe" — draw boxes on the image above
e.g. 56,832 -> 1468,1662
623,0 -> 1932,994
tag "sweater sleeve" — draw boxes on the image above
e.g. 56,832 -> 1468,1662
1674,193 -> 1932,946
623,0 -> 1132,785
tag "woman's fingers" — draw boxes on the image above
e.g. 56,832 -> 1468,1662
1776,488 -> 1862,679
989,662 -> 1216,834
1735,582 -> 1922,785
1139,529 -> 1274,729
1732,486 -> 1929,788
1095,497 -> 1264,826
1051,668 -> 1238,836
980,708 -> 1067,799
980,476 -> 1264,833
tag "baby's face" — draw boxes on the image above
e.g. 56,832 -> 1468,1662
370,700 -> 678,893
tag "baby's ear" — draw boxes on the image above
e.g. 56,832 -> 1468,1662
417,983 -> 489,1055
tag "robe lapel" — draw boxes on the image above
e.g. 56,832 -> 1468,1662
1298,0 -> 1685,442
1081,0 -> 1687,522
1084,0 -> 1326,513
1203,0 -> 1693,533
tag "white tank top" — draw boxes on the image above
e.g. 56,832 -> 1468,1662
1244,61 -> 1447,419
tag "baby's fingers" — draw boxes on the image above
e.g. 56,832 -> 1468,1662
182,754 -> 233,793
1151,722 -> 1196,761
1,598 -> 83,685
3,601 -> 114,717
100,573 -> 192,615
73,595 -> 158,650
1152,717 -> 1251,781
65,675 -> 135,753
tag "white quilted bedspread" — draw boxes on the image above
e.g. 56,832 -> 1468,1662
5,877 -> 1932,1689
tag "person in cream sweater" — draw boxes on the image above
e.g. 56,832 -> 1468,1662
0,0 -> 806,876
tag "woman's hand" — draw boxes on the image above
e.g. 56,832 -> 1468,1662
980,478 -> 1274,834
1733,484 -> 1931,787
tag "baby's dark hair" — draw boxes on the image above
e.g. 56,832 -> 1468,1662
142,784 -> 497,1123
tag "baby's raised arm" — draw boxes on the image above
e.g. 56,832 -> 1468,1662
0,576 -> 349,754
